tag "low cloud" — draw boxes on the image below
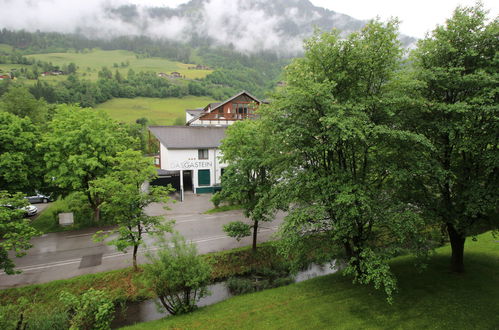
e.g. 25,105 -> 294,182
0,0 -> 347,54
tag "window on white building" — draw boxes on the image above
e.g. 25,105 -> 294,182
198,149 -> 209,160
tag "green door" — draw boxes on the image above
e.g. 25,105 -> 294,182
198,169 -> 210,186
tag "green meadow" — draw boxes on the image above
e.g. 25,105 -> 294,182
25,49 -> 212,81
124,231 -> 499,330
0,43 -> 14,52
95,96 -> 216,125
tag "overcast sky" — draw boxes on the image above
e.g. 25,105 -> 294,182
134,0 -> 498,38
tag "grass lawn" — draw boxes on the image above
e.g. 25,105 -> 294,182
204,205 -> 242,214
26,49 -> 213,81
30,197 -> 96,234
95,96 -> 216,125
124,231 -> 499,330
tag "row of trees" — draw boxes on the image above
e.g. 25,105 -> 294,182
0,95 -> 172,274
0,67 -> 239,108
218,4 -> 498,300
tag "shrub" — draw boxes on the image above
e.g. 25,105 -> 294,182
142,233 -> 212,315
210,192 -> 222,208
60,288 -> 115,330
226,265 -> 294,296
226,277 -> 254,295
223,221 -> 252,241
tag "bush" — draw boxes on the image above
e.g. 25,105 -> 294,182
60,288 -> 115,330
223,221 -> 252,241
226,277 -> 254,295
142,233 -> 212,315
226,265 -> 294,295
211,192 -> 222,208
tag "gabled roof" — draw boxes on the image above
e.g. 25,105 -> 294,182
149,126 -> 226,149
186,109 -> 203,116
209,90 -> 261,113
186,91 -> 262,126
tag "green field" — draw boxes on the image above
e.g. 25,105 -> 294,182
0,43 -> 14,52
26,49 -> 212,81
0,64 -> 29,75
125,231 -> 499,330
95,96 -> 217,125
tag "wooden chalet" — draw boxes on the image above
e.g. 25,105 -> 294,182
186,91 -> 263,126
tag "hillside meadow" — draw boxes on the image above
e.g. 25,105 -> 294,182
95,96 -> 217,125
21,49 -> 212,81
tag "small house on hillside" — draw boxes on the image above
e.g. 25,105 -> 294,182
170,72 -> 182,78
186,91 -> 263,126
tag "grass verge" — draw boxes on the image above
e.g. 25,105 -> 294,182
0,242 -> 313,309
30,193 -> 102,234
123,231 -> 499,330
204,205 -> 242,214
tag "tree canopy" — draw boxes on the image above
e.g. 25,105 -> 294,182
263,20 -> 431,299
0,86 -> 49,124
0,191 -> 40,274
410,4 -> 499,272
40,105 -> 134,221
92,150 -> 173,270
0,112 -> 43,194
219,119 -> 278,252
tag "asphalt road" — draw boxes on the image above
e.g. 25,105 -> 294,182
0,193 -> 284,289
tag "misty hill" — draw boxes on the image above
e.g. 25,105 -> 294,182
2,0 -> 416,56
108,0 -> 416,54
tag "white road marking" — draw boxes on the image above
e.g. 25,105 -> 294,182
66,230 -> 112,239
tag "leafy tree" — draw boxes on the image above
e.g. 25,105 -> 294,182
142,233 -> 212,315
264,20 -> 431,299
219,119 -> 277,252
92,150 -> 173,270
0,191 -> 40,275
410,4 -> 499,272
0,85 -> 48,124
60,289 -> 114,330
40,105 -> 134,221
223,221 -> 252,241
0,112 -> 43,193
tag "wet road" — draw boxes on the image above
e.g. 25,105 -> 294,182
0,194 -> 284,289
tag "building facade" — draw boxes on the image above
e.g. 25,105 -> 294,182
149,91 -> 263,199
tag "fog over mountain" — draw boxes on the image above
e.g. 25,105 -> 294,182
0,0 -> 416,55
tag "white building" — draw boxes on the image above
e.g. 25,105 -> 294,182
149,91 -> 263,199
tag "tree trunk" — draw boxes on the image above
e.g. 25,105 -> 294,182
132,244 -> 139,271
252,220 -> 259,252
93,206 -> 100,222
344,242 -> 354,259
447,223 -> 465,273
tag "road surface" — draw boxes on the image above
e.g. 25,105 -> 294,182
0,193 -> 284,289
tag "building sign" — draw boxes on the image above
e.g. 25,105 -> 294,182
169,160 -> 213,170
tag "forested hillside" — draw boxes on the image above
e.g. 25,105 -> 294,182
0,29 -> 287,106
